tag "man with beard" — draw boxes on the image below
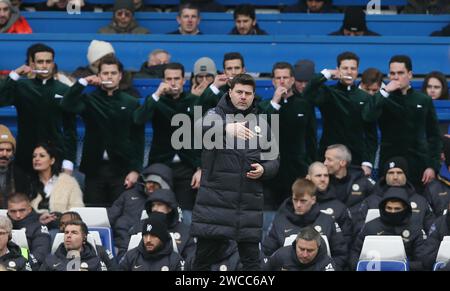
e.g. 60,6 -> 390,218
262,178 -> 347,269
7,193 -> 51,267
229,4 -> 267,35
350,186 -> 427,271
119,212 -> 184,271
0,0 -> 31,33
0,125 -> 30,208
99,0 -> 149,34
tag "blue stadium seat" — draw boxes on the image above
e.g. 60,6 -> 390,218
357,260 -> 409,271
89,226 -> 115,256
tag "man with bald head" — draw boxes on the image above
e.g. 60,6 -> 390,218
307,162 -> 353,246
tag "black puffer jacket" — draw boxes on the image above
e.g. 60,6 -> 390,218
108,163 -> 173,256
354,179 -> 435,235
10,210 -> 51,266
129,189 -> 196,262
0,241 -> 32,271
263,237 -> 337,271
39,243 -> 110,271
119,240 -> 183,271
191,95 -> 279,242
262,199 -> 347,269
423,176 -> 450,217
422,212 -> 450,270
350,187 -> 427,271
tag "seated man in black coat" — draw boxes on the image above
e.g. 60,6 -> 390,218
0,216 -> 32,271
263,226 -> 337,271
119,212 -> 184,271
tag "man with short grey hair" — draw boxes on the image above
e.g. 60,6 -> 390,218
0,216 -> 32,271
264,226 -> 336,271
324,144 -> 375,218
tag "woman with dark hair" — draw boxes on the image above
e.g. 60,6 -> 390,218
422,71 -> 449,100
30,142 -> 84,228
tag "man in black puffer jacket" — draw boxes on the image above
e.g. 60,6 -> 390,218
191,74 -> 279,271
108,163 -> 173,258
119,213 -> 184,271
0,216 -> 32,271
40,221 -> 111,271
262,178 -> 347,269
129,189 -> 195,263
263,226 -> 337,271
350,186 -> 427,271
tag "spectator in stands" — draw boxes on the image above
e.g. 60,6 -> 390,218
62,56 -> 145,207
10,0 -> 24,10
258,62 -> 317,207
431,23 -> 450,36
29,142 -> 84,229
99,0 -> 149,34
362,55 -> 442,193
130,189 -> 196,263
424,136 -> 450,217
422,71 -> 448,100
72,40 -> 140,99
262,178 -> 347,269
293,59 -> 315,95
0,216 -> 32,271
0,125 -> 31,209
7,193 -> 51,267
422,202 -> 450,270
190,57 -> 217,98
0,44 -> 77,174
132,0 -> 156,12
229,4 -> 267,35
179,0 -> 225,12
350,186 -> 427,271
329,7 -> 380,36
135,49 -> 171,79
191,74 -> 279,271
355,157 -> 436,235
169,3 -> 202,35
40,220 -> 114,271
359,68 -> 384,96
263,226 -> 337,271
324,144 -> 375,218
58,211 -> 81,232
304,51 -> 377,173
119,212 -> 184,271
401,0 -> 450,14
35,0 -> 94,12
306,162 -> 353,245
0,0 -> 31,33
108,163 -> 173,258
282,0 -> 336,13
196,52 -> 247,113
134,63 -> 200,221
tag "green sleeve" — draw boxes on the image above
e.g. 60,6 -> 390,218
305,104 -> 318,162
0,77 -> 19,106
195,86 -> 222,108
129,122 -> 145,173
134,95 -> 177,124
303,73 -> 329,106
61,82 -> 87,114
362,92 -> 386,122
426,98 -> 443,171
362,120 -> 378,165
257,100 -> 278,115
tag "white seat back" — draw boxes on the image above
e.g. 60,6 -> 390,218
0,209 -> 7,217
365,209 -> 380,224
141,210 -> 148,220
70,207 -> 111,228
436,236 -> 450,263
359,235 -> 407,261
11,229 -> 28,249
128,232 -> 142,251
51,232 -> 98,254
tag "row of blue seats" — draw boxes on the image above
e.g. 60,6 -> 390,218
22,12 -> 449,36
21,0 -> 408,7
2,34 -> 449,75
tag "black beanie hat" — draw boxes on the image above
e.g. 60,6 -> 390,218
384,156 -> 409,178
113,0 -> 134,13
142,212 -> 170,244
343,7 -> 367,32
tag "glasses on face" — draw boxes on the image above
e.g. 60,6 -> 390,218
116,10 -> 132,17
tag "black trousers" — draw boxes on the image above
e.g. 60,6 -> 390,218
171,162 -> 196,210
193,238 -> 261,271
84,162 -> 125,207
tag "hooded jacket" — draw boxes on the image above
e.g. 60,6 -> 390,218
264,237 -> 336,271
119,239 -> 183,271
10,210 -> 51,265
350,187 -> 427,271
422,211 -> 450,270
39,243 -> 109,271
423,175 -> 450,217
0,6 -> 32,34
355,180 -> 435,235
98,19 -> 149,34
108,163 -> 173,256
0,241 -> 32,271
262,198 -> 347,269
191,94 -> 279,242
